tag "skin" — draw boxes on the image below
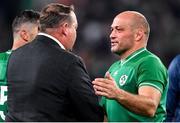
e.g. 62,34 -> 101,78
93,11 -> 161,118
64,11 -> 78,50
110,11 -> 148,59
45,11 -> 78,51
12,22 -> 39,50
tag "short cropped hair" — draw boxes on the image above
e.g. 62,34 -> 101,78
40,3 -> 74,32
12,10 -> 40,32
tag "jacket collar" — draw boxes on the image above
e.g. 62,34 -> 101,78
38,32 -> 66,50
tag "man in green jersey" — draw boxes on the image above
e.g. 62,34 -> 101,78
0,10 -> 40,121
93,11 -> 168,122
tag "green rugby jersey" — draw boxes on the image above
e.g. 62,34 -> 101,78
0,51 -> 11,121
100,48 -> 168,122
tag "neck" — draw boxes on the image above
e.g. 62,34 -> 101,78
44,31 -> 66,50
12,40 -> 27,50
119,45 -> 145,60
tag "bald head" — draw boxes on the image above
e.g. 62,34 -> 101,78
115,11 -> 150,41
110,11 -> 150,57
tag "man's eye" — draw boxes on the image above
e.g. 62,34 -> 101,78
116,28 -> 124,32
116,27 -> 122,31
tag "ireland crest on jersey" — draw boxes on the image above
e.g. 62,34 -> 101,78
119,75 -> 128,86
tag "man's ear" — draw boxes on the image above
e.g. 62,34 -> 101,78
20,30 -> 28,42
61,23 -> 68,36
134,29 -> 143,42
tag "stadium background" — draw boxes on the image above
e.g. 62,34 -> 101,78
0,0 -> 179,80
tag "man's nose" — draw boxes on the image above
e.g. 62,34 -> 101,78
110,31 -> 115,40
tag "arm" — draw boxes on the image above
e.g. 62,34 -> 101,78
93,72 -> 161,117
67,58 -> 103,121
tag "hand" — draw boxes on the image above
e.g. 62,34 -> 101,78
92,72 -> 119,99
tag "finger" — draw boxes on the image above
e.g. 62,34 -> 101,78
94,78 -> 112,85
95,90 -> 108,97
94,78 -> 107,82
93,86 -> 97,92
105,71 -> 109,77
92,80 -> 104,85
93,85 -> 109,93
93,80 -> 110,89
105,72 -> 114,81
92,80 -> 97,85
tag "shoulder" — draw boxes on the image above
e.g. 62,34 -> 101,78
50,49 -> 85,70
174,54 -> 180,59
139,50 -> 166,69
0,52 -> 7,58
137,51 -> 168,92
168,55 -> 180,73
137,50 -> 168,80
108,60 -> 120,71
0,50 -> 11,60
170,55 -> 180,65
60,50 -> 82,62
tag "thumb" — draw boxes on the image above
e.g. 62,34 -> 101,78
105,72 -> 113,80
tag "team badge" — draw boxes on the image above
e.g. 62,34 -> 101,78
119,75 -> 128,86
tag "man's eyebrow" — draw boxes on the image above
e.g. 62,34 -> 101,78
111,25 -> 122,28
111,25 -> 122,29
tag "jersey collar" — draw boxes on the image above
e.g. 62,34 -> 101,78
121,47 -> 146,66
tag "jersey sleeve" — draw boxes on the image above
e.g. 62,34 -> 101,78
137,56 -> 168,94
0,62 -> 7,81
0,51 -> 11,121
0,51 -> 11,82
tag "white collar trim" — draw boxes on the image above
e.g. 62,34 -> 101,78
121,48 -> 146,66
38,32 -> 66,50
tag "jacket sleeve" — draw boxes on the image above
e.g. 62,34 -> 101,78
165,56 -> 180,121
67,57 -> 104,122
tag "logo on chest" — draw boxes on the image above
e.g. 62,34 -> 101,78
119,75 -> 128,86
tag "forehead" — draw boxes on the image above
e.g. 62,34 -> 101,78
111,14 -> 133,28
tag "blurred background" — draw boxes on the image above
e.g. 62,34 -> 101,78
0,0 -> 179,80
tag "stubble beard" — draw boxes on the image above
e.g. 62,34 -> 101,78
111,47 -> 127,56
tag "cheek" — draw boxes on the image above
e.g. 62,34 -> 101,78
121,33 -> 134,43
67,29 -> 77,49
71,28 -> 76,36
29,29 -> 38,40
119,33 -> 129,40
74,30 -> 77,39
71,29 -> 77,41
113,34 -> 133,49
29,33 -> 36,41
72,30 -> 77,45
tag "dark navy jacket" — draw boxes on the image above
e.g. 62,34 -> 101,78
166,55 -> 180,122
6,35 -> 103,122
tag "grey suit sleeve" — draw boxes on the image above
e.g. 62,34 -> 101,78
67,58 -> 104,122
